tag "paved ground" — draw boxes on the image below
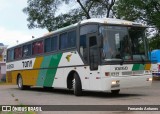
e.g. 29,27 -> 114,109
0,79 -> 160,114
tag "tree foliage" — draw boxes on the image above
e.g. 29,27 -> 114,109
149,34 -> 160,50
23,0 -> 116,31
114,0 -> 160,30
114,0 -> 160,49
24,0 -> 160,49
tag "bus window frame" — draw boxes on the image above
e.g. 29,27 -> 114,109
22,43 -> 32,58
32,39 -> 44,56
78,23 -> 99,65
59,28 -> 77,51
14,46 -> 22,60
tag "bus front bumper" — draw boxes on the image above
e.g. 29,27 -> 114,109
101,75 -> 152,91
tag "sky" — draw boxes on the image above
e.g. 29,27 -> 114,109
0,0 -> 48,47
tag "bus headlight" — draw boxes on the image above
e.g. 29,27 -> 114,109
111,80 -> 120,88
146,78 -> 152,81
112,81 -> 117,85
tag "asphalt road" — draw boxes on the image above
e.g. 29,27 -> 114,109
0,79 -> 160,114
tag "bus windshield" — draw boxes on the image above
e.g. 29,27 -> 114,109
100,25 -> 148,62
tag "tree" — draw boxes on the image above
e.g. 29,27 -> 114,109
114,0 -> 160,28
23,0 -> 116,31
114,0 -> 160,49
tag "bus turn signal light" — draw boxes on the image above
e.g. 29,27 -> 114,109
105,72 -> 110,76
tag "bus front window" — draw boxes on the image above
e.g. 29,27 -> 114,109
100,25 -> 148,62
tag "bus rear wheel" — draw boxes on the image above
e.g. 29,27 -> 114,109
73,73 -> 82,96
17,75 -> 30,90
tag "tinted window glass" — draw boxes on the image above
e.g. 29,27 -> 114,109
32,40 -> 43,55
68,30 -> 76,48
60,33 -> 68,49
89,36 -> 97,47
7,49 -> 14,61
89,36 -> 99,70
14,47 -> 22,59
80,35 -> 88,63
51,36 -> 58,51
23,44 -> 31,57
45,38 -> 51,52
80,25 -> 98,35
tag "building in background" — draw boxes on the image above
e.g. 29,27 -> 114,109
0,43 -> 7,81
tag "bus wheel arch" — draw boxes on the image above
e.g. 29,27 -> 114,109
17,73 -> 21,85
17,73 -> 30,90
17,74 -> 24,90
67,70 -> 82,96
67,70 -> 76,89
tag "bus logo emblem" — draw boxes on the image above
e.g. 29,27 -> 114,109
66,54 -> 72,62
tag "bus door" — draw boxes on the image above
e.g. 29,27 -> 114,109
88,33 -> 101,90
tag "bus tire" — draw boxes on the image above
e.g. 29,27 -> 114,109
73,73 -> 82,96
111,89 -> 120,95
17,75 -> 30,90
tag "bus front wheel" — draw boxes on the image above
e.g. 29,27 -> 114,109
17,76 -> 30,90
73,73 -> 82,96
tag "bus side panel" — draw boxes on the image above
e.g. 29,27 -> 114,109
52,68 -> 65,88
76,66 -> 90,90
21,70 -> 40,86
43,53 -> 62,87
22,56 -> 43,86
6,71 -> 17,84
53,51 -> 85,88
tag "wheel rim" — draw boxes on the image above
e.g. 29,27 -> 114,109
72,79 -> 75,92
18,77 -> 22,88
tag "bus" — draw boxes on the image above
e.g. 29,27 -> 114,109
151,49 -> 160,77
6,18 -> 152,96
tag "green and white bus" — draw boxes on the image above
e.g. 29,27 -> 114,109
6,18 -> 152,96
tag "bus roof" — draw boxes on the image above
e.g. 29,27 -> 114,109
8,18 -> 146,49
44,18 -> 145,37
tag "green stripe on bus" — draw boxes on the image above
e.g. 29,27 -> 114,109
43,53 -> 62,87
132,64 -> 145,71
36,55 -> 52,86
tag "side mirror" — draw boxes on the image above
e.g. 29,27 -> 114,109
97,35 -> 103,48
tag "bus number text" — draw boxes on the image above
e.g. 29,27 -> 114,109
22,60 -> 32,68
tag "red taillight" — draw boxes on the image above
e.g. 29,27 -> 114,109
105,72 -> 110,76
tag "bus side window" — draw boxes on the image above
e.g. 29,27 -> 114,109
45,38 -> 51,52
45,36 -> 58,53
59,30 -> 76,50
10,49 -> 14,60
60,32 -> 68,50
32,40 -> 44,55
14,47 -> 22,59
51,36 -> 58,51
80,35 -> 88,63
68,30 -> 76,48
23,44 -> 31,57
7,49 -> 14,61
